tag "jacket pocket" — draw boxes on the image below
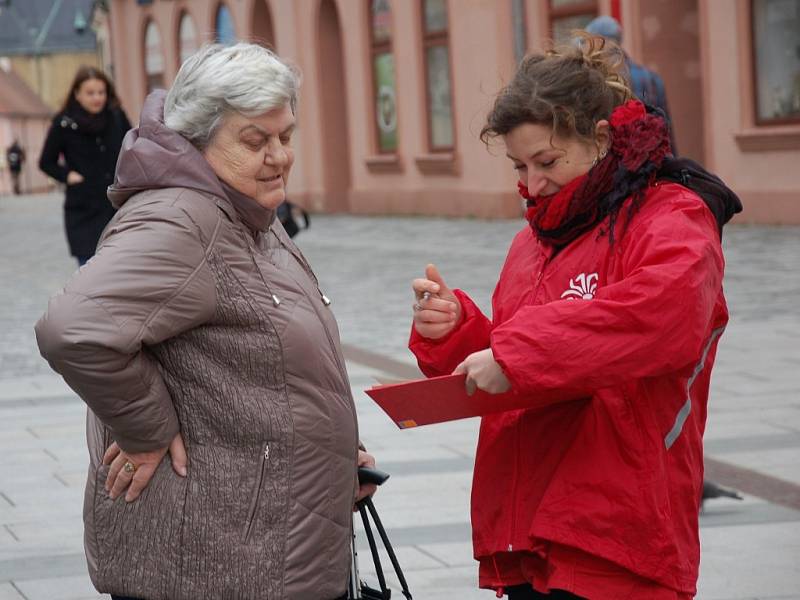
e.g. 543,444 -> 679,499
243,443 -> 270,543
92,459 -> 188,589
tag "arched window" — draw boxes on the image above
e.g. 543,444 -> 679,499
178,12 -> 198,66
752,0 -> 800,124
368,0 -> 398,153
421,0 -> 454,151
215,4 -> 237,45
144,19 -> 165,93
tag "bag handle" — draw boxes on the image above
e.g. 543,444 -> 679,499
357,496 -> 413,600
358,499 -> 389,595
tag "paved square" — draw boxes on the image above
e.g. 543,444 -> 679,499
1,193 -> 798,598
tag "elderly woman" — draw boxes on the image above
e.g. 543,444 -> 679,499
35,43 -> 373,600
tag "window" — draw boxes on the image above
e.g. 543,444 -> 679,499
752,0 -> 800,124
368,0 -> 398,153
421,0 -> 454,150
215,4 -> 237,45
144,20 -> 165,93
549,0 -> 597,45
178,12 -> 198,66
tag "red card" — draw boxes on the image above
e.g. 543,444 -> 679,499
365,373 -> 531,429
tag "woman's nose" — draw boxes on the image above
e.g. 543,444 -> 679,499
526,172 -> 548,197
265,142 -> 288,166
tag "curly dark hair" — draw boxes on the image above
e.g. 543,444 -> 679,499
480,33 -> 632,146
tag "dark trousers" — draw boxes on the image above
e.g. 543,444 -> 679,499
506,585 -> 585,599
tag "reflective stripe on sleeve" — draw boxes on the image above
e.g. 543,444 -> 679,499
664,326 -> 725,449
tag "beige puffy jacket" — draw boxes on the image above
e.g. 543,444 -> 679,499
35,91 -> 358,600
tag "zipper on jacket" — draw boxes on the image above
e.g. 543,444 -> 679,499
531,241 -> 552,300
507,416 -> 521,554
251,228 -> 358,472
243,443 -> 270,543
288,247 -> 360,474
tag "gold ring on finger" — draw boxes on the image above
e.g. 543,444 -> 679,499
123,461 -> 137,474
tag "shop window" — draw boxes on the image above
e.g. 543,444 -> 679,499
215,4 -> 237,45
549,0 -> 597,45
752,0 -> 800,124
421,0 -> 454,151
368,0 -> 398,153
144,20 -> 165,93
178,12 -> 198,66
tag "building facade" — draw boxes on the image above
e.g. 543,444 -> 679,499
0,66 -> 53,195
106,0 -> 800,223
0,0 -> 102,111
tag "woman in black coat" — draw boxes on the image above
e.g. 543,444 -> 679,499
39,66 -> 131,266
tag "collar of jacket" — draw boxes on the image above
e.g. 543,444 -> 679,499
218,180 -> 276,236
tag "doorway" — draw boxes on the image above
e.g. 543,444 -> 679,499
317,0 -> 352,212
252,0 -> 276,49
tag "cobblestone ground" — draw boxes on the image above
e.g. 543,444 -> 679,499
1,192 -> 799,599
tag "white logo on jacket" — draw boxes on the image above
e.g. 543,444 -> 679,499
560,272 -> 598,300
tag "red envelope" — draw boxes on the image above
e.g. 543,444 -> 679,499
365,373 -> 532,429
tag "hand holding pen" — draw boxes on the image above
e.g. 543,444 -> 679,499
411,263 -> 462,340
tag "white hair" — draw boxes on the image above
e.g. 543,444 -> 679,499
164,43 -> 300,149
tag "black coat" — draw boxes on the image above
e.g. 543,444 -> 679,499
39,107 -> 131,257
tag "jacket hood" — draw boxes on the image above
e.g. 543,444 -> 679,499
658,157 -> 743,237
108,90 -> 226,209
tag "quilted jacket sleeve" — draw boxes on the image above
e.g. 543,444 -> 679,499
409,289 -> 493,377
491,191 -> 725,401
35,197 -> 217,453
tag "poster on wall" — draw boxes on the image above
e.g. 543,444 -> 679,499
374,53 -> 398,152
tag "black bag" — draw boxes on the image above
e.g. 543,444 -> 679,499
657,157 -> 742,237
277,200 -> 310,239
348,496 -> 413,600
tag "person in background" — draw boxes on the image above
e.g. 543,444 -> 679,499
39,66 -> 131,266
277,198 -> 310,238
35,43 -> 375,600
409,34 -> 739,599
6,139 -> 25,195
585,15 -> 678,154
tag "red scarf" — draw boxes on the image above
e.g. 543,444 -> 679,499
518,100 -> 671,247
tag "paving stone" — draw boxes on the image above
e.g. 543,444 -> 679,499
12,574 -> 98,600
697,521 -> 800,599
416,541 -> 476,567
0,583 -> 25,600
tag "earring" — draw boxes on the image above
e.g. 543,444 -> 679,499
592,149 -> 608,167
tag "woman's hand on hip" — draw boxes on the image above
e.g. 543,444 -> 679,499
66,171 -> 84,185
354,449 -> 378,509
102,432 -> 188,502
411,264 -> 461,340
453,348 -> 511,396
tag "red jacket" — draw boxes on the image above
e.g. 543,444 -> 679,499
410,183 -> 728,596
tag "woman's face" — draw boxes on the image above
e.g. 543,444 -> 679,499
503,121 -> 609,197
74,78 -> 108,114
203,104 -> 295,210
